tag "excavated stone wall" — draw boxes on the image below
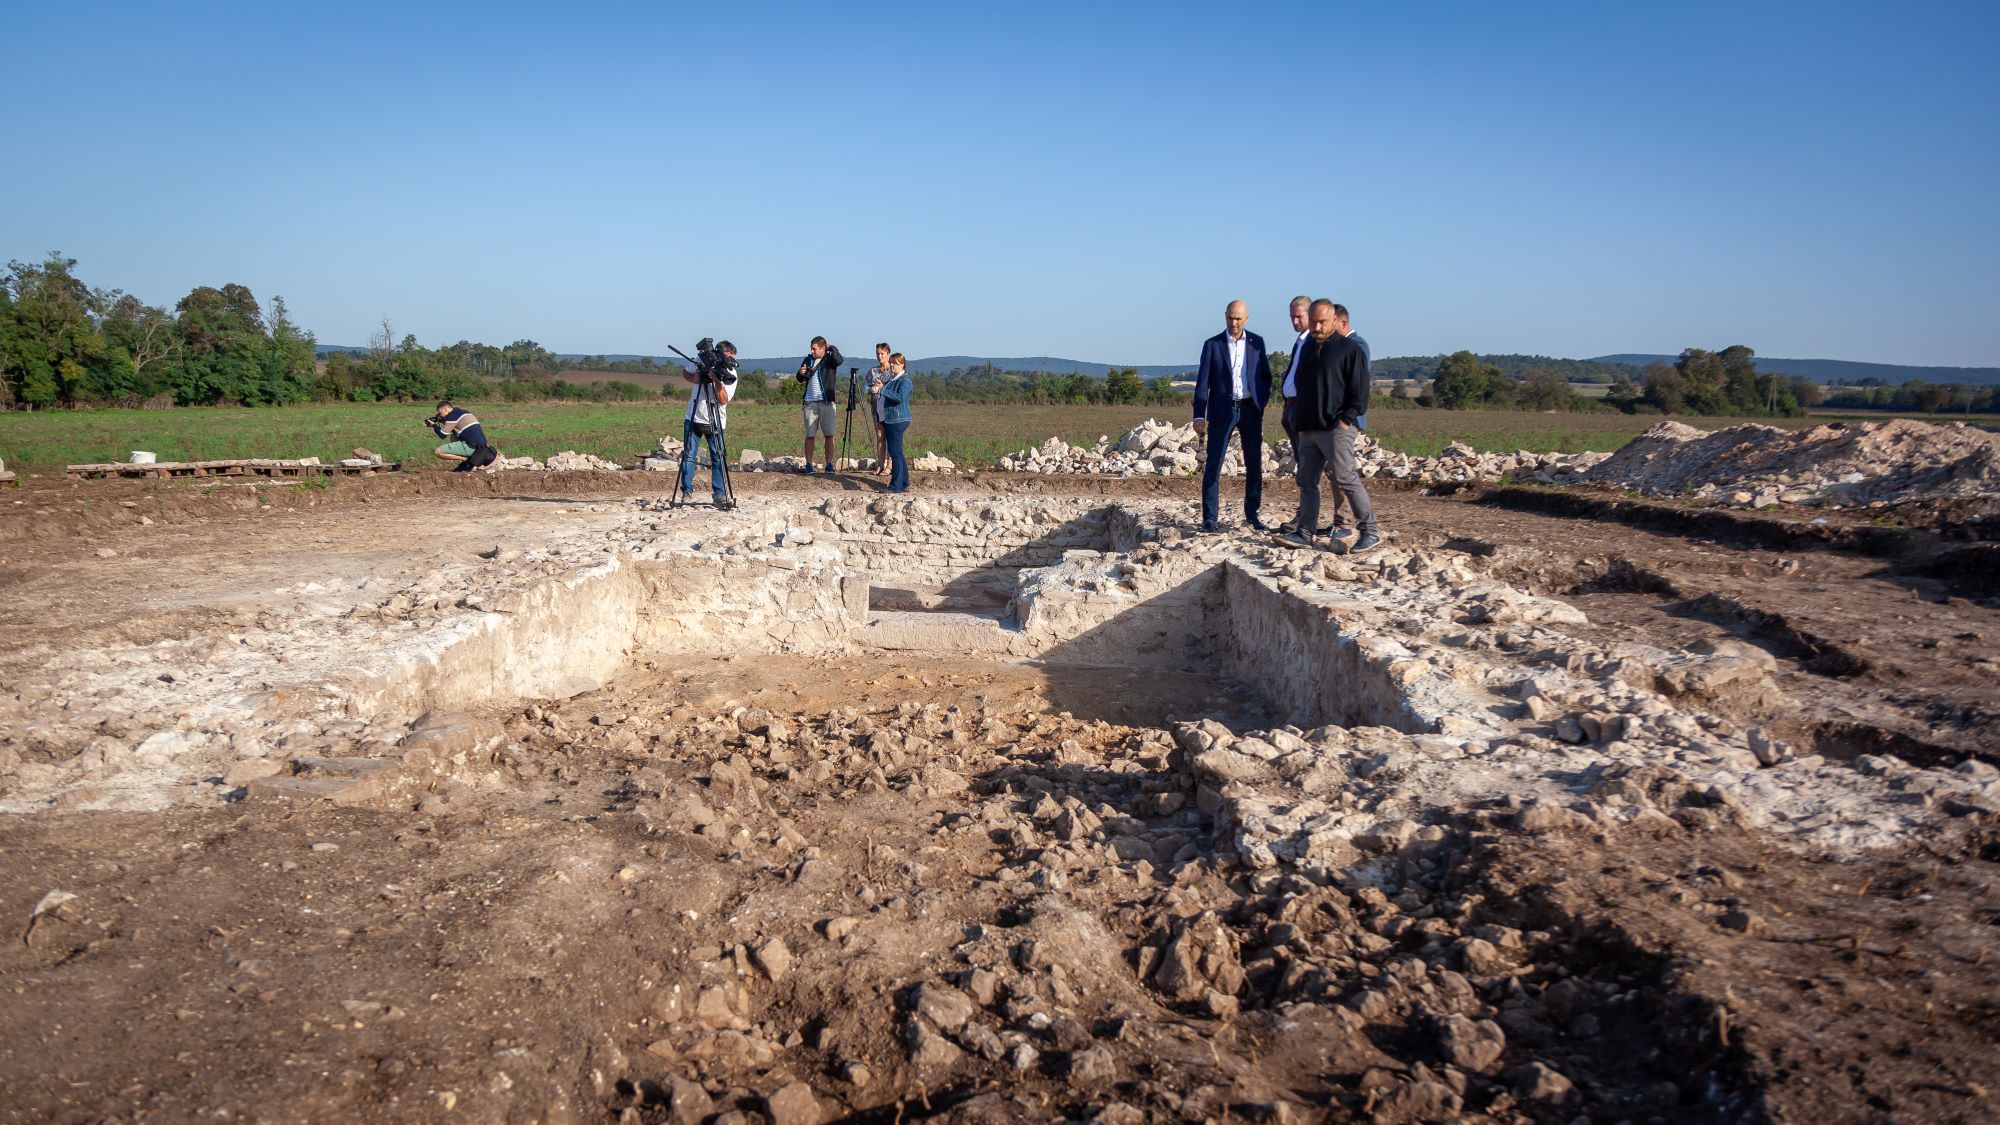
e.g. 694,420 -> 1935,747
349,557 -> 645,721
634,549 -> 853,655
1216,563 -> 1434,733
801,497 -> 1134,590
1011,555 -> 1226,667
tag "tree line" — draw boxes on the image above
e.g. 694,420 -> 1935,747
1819,380 -> 1998,415
1,254 -> 1196,410
1411,347 -> 1827,417
745,365 -> 1184,407
1371,353 -> 1639,385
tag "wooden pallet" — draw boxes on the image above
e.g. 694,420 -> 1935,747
65,458 -> 401,481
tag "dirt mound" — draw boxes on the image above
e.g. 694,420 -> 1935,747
1580,418 -> 2000,506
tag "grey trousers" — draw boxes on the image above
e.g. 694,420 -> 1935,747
1294,426 -> 1375,536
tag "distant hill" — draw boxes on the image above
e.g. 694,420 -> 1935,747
316,346 -> 1196,376
729,355 -> 1198,378
1593,355 -> 2000,386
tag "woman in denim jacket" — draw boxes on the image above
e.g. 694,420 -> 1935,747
875,353 -> 914,493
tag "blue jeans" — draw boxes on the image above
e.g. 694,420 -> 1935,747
680,419 -> 727,500
1201,398 -> 1264,525
884,420 -> 910,492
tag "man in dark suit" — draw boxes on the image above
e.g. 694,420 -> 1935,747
1279,299 -> 1380,553
1191,299 -> 1272,532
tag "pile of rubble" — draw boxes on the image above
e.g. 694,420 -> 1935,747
1578,418 -> 2000,508
734,451 -> 961,475
489,450 -> 627,472
994,418 -> 1606,485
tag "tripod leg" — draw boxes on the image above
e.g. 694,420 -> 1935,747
708,381 -> 736,507
716,428 -> 736,506
671,420 -> 697,508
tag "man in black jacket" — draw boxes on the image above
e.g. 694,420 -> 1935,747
1278,300 -> 1379,552
796,337 -> 844,473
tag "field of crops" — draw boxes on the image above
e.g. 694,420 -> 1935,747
0,401 -> 1976,476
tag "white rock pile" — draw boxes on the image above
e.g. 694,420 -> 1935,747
994,418 -> 1606,484
1578,418 -> 2000,508
735,451 -> 959,474
489,450 -> 626,472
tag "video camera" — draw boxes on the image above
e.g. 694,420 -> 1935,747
692,337 -> 739,386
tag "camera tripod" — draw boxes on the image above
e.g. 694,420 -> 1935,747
668,347 -> 738,510
839,366 -> 863,473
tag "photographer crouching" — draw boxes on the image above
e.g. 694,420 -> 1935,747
428,400 -> 498,472
677,338 -> 740,510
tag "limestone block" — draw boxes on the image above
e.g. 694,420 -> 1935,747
401,714 -> 506,764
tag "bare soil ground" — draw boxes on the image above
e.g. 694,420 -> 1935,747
1,469 -> 1996,1123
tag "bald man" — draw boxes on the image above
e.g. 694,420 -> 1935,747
1191,300 -> 1272,532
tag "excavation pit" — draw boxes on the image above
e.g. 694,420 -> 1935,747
592,498 -> 1439,735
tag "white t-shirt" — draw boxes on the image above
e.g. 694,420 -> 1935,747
683,365 -> 735,429
1227,333 -> 1248,400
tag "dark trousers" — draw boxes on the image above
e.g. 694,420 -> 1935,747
679,419 -> 727,500
1201,398 -> 1264,525
452,445 -> 497,472
1293,426 -> 1376,536
1280,397 -> 1299,458
884,420 -> 910,492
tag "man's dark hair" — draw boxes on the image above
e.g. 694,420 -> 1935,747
1309,298 -> 1336,316
811,336 -> 827,347
435,399 -> 452,410
716,340 -> 736,355
1331,303 -> 1350,320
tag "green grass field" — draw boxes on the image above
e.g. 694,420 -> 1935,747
0,401 -> 1987,475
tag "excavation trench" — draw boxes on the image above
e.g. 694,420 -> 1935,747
367,498 -> 1436,737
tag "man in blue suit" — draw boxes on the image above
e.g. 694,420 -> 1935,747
1192,299 -> 1272,532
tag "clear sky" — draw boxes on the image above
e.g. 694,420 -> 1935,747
8,1 -> 1997,366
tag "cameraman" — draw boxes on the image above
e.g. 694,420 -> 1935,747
679,340 -> 739,509
795,336 -> 843,473
428,400 -> 497,472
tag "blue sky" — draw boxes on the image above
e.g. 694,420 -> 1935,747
7,1 -> 1997,365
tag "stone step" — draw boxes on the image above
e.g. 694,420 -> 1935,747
244,773 -> 388,807
867,585 -> 1012,613
861,610 -> 1021,655
240,713 -> 510,811
290,755 -> 401,780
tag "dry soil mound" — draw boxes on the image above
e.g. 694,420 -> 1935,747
1579,418 -> 2000,506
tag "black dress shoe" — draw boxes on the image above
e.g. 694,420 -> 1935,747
1246,515 -> 1269,531
1201,520 -> 1221,534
